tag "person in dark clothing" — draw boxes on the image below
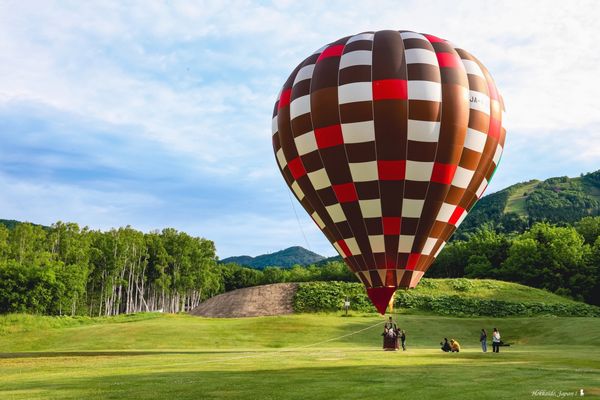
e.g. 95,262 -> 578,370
480,328 -> 488,352
384,316 -> 397,331
440,338 -> 451,352
399,329 -> 406,351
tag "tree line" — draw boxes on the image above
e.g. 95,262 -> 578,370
218,261 -> 355,292
0,216 -> 598,316
0,223 -> 221,316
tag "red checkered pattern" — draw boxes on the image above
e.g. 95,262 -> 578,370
273,30 -> 506,291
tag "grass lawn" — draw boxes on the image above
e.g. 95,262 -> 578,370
0,313 -> 599,399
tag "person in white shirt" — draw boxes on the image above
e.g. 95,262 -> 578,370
492,328 -> 501,353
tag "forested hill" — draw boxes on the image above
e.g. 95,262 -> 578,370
0,219 -> 47,230
220,246 -> 325,269
455,169 -> 600,239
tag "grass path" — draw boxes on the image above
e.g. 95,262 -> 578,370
0,313 -> 599,399
504,180 -> 539,215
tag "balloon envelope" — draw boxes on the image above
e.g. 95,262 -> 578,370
272,30 -> 506,314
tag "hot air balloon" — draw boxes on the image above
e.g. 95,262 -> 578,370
272,30 -> 506,314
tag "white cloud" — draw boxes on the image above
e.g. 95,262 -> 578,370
0,0 -> 598,257
0,171 -> 162,230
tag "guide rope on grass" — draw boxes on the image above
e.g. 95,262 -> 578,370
202,319 -> 387,365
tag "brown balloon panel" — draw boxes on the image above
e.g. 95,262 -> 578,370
272,30 -> 506,314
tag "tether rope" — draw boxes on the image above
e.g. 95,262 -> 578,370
287,189 -> 312,252
200,319 -> 387,365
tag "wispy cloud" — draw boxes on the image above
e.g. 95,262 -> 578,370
0,1 -> 598,257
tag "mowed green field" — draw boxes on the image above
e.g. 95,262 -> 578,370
0,313 -> 599,399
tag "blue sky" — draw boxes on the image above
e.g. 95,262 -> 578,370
1,1 -> 599,258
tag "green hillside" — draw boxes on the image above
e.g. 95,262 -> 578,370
220,246 -> 325,268
504,179 -> 540,214
456,169 -> 600,238
408,278 -> 583,304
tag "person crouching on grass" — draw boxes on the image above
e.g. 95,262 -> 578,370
440,338 -> 451,352
450,339 -> 460,352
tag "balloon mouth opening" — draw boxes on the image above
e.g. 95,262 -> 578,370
366,287 -> 397,315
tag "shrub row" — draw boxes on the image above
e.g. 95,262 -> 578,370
293,281 -> 600,317
293,282 -> 377,313
394,291 -> 600,317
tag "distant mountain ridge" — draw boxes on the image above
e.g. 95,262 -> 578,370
0,219 -> 47,230
220,246 -> 325,269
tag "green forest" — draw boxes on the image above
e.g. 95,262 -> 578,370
0,223 -> 222,316
1,216 -> 599,315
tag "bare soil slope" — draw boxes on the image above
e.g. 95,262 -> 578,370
189,283 -> 298,318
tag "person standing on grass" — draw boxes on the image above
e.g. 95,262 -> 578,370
384,316 -> 396,332
384,317 -> 397,342
492,328 -> 501,353
400,329 -> 406,351
480,328 -> 488,352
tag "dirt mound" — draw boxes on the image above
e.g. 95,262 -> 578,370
189,283 -> 299,318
